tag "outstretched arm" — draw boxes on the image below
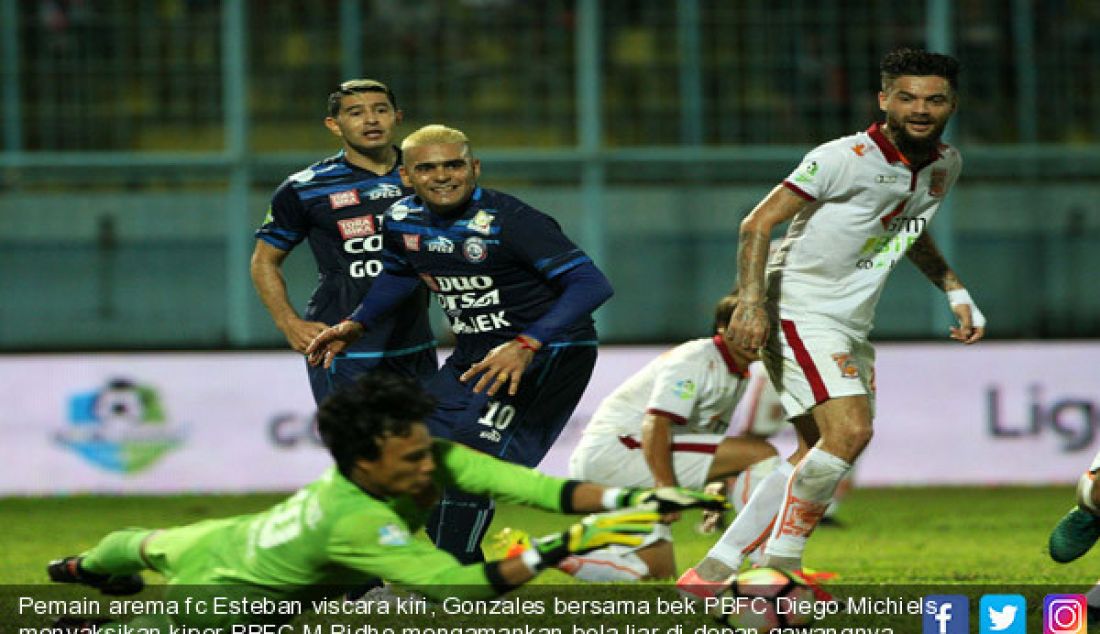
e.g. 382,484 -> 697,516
906,231 -> 986,344
304,272 -> 422,367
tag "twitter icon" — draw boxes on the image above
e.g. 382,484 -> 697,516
981,594 -> 1027,634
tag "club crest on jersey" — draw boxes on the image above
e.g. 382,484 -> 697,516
367,183 -> 403,200
389,203 -> 412,221
403,234 -> 421,251
378,523 -> 409,547
463,237 -> 488,262
469,209 -> 495,235
328,189 -> 360,209
427,236 -> 455,254
929,168 -> 947,197
336,215 -> 375,239
831,353 -> 859,379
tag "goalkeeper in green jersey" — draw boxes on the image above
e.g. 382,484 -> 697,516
46,371 -> 725,631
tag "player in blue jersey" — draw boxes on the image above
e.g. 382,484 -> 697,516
307,124 -> 614,564
251,79 -> 436,404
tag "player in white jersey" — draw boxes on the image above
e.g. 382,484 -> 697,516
679,48 -> 987,597
565,295 -> 779,580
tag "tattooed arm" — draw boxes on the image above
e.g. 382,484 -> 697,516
905,231 -> 963,291
906,231 -> 986,344
729,185 -> 809,349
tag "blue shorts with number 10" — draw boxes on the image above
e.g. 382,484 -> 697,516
425,343 -> 597,468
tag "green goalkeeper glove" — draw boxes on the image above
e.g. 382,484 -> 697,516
526,508 -> 659,570
616,486 -> 729,514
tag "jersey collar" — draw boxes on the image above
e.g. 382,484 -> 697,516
712,335 -> 749,377
866,122 -> 943,167
337,146 -> 402,177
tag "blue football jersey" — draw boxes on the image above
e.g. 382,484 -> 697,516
255,150 -> 433,352
382,187 -> 598,366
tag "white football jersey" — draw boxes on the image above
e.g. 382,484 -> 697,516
581,336 -> 749,439
769,123 -> 962,335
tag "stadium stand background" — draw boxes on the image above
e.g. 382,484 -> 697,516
1,0 -> 1098,349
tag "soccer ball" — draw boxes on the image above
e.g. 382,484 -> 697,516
712,567 -> 818,629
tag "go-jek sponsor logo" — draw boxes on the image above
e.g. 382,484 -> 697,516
924,595 -> 969,634
54,378 -> 186,473
981,594 -> 1026,633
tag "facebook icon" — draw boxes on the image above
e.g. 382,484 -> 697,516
923,595 -> 970,634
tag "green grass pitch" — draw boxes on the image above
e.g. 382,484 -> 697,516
3,485 -> 1096,586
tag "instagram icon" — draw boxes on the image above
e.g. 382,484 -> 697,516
1044,594 -> 1087,634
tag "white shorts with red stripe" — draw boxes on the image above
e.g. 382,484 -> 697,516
762,318 -> 876,419
567,432 -> 724,489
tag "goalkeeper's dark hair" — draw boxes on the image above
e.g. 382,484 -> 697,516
327,79 -> 398,116
317,371 -> 436,476
714,292 -> 739,334
880,48 -> 960,93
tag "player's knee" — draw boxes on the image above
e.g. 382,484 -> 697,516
847,421 -> 873,450
820,420 -> 872,459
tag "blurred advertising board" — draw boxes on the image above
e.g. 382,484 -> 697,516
0,343 -> 1096,494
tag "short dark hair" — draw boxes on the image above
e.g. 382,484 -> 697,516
714,292 -> 739,333
327,79 -> 398,117
880,48 -> 960,93
317,371 -> 436,476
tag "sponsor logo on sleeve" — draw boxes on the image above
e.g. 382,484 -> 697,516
336,215 -> 376,239
672,379 -> 697,400
469,209 -> 495,235
378,523 -> 410,546
793,160 -> 819,184
328,189 -> 361,209
389,203 -> 411,221
851,143 -> 867,156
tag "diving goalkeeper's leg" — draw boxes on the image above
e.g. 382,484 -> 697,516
48,528 -> 152,595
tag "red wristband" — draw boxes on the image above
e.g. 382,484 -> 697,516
515,335 -> 540,351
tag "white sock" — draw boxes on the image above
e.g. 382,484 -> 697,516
559,545 -> 650,581
707,460 -> 794,569
731,455 -> 781,514
764,448 -> 851,563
